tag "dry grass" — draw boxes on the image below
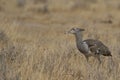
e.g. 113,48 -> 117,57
0,0 -> 120,80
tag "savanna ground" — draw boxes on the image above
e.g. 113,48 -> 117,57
0,0 -> 120,80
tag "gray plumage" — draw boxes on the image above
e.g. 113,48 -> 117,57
67,28 -> 112,63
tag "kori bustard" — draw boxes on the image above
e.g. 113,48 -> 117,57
67,28 -> 112,64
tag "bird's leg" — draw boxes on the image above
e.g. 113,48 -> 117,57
96,55 -> 101,69
108,56 -> 114,73
85,55 -> 89,62
85,55 -> 91,79
97,55 -> 101,64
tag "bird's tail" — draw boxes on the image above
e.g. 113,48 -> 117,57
102,50 -> 112,56
102,54 -> 112,56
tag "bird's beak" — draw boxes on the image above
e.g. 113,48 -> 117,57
65,30 -> 71,34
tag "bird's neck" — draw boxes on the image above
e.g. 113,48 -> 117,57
75,32 -> 83,44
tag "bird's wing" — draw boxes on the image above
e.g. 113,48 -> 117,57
83,39 -> 99,47
83,39 -> 99,54
83,39 -> 112,56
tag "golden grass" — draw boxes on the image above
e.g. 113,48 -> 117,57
0,0 -> 120,80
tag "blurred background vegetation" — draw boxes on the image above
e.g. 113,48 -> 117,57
0,0 -> 120,80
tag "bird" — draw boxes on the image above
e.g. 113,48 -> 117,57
67,27 -> 112,64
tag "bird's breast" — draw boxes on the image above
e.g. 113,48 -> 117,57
77,42 -> 89,54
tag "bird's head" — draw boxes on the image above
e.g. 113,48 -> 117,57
66,28 -> 85,34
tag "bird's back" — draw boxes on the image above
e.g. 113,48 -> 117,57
83,39 -> 112,56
